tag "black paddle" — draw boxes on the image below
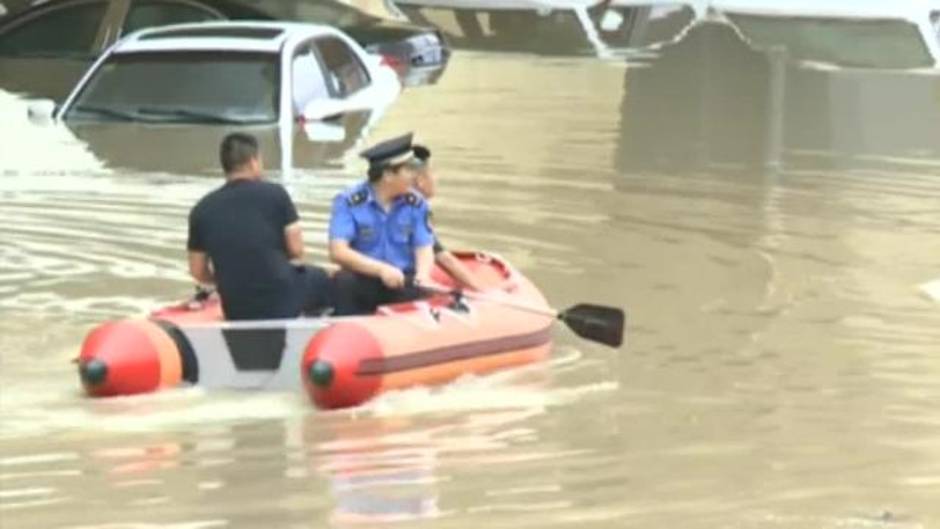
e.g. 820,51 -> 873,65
416,284 -> 625,348
557,303 -> 625,348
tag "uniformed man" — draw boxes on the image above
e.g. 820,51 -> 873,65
411,144 -> 488,292
188,133 -> 333,320
328,133 -> 436,315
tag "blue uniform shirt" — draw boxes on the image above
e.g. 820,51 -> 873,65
329,182 -> 435,274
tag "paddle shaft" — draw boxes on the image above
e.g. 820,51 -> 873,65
419,284 -> 560,320
417,283 -> 625,348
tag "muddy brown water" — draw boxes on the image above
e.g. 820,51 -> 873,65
1,23 -> 939,529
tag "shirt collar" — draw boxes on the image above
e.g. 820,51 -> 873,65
360,182 -> 414,209
352,182 -> 377,205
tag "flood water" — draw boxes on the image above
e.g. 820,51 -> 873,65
2,21 -> 940,528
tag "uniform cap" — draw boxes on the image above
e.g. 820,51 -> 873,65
359,133 -> 417,169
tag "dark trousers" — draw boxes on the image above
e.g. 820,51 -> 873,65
296,265 -> 335,316
332,270 -> 425,316
219,265 -> 333,320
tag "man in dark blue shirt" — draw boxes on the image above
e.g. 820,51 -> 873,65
187,133 -> 332,320
328,133 -> 435,315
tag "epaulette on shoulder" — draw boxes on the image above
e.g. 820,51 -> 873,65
404,192 -> 422,206
348,190 -> 367,206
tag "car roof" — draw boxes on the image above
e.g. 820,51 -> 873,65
389,0 -> 598,9
712,0 -> 940,20
112,21 -> 343,54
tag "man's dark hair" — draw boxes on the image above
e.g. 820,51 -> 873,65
413,145 -> 430,161
367,164 -> 384,183
219,133 -> 259,174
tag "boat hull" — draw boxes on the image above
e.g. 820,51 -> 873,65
76,252 -> 553,408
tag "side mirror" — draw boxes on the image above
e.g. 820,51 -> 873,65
301,98 -> 345,122
599,9 -> 625,32
303,121 -> 346,143
27,99 -> 57,125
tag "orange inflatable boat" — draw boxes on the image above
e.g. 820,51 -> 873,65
76,251 -> 556,409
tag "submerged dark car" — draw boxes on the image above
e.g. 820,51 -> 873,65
0,0 -> 448,100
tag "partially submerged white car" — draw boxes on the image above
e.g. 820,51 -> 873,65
28,21 -> 402,173
713,0 -> 940,71
384,0 -> 708,57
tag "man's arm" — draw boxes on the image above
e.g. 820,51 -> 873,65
436,251 -> 488,291
276,184 -> 304,262
328,193 -> 404,287
412,201 -> 437,285
188,251 -> 215,285
285,221 -> 304,261
330,240 -> 405,289
329,240 -> 391,277
186,207 -> 214,285
414,244 -> 434,284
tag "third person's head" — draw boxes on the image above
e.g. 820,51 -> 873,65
412,144 -> 436,199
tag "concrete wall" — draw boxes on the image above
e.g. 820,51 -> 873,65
343,0 -> 392,17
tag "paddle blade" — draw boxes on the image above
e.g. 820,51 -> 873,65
559,304 -> 625,348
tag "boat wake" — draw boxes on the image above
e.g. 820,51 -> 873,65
0,384 -> 310,439
1,340 -> 616,439
919,278 -> 940,302
358,346 -> 619,419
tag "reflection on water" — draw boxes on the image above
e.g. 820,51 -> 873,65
3,15 -> 940,529
0,348 -> 609,526
65,107 -> 383,175
619,22 -> 940,174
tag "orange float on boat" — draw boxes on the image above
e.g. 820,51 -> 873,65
76,252 -> 556,409
301,253 -> 553,409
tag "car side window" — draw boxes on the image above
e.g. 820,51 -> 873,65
0,0 -> 108,57
123,0 -> 222,35
313,37 -> 370,98
292,45 -> 330,115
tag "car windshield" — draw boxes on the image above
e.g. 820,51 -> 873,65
65,51 -> 280,123
727,14 -> 934,69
